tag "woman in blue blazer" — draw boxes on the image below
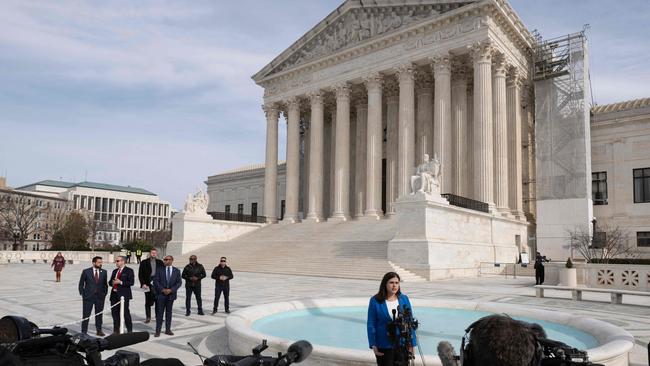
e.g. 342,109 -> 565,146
367,272 -> 417,366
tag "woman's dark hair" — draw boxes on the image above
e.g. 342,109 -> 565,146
374,272 -> 401,302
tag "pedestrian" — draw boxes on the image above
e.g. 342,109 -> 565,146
211,257 -> 233,314
138,249 -> 164,324
109,255 -> 134,334
51,252 -> 65,283
534,251 -> 550,285
126,250 -> 132,263
153,255 -> 182,337
78,256 -> 108,336
135,248 -> 142,264
181,255 -> 206,316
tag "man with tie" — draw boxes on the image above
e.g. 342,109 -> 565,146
78,256 -> 108,336
108,255 -> 134,334
153,255 -> 182,337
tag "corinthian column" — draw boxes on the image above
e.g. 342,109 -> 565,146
364,72 -> 383,218
470,42 -> 495,209
507,67 -> 525,219
263,103 -> 279,223
305,91 -> 324,222
451,65 -> 468,197
432,54 -> 452,193
355,99 -> 368,218
492,52 -> 509,214
330,83 -> 351,221
396,63 -> 416,199
385,79 -> 399,215
283,97 -> 301,223
416,73 -> 434,165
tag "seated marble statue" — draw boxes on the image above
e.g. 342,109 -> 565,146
410,153 -> 441,195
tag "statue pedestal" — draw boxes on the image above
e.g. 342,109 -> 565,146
388,194 -> 527,280
166,212 -> 263,258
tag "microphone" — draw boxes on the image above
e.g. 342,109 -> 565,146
103,331 -> 150,350
276,340 -> 313,365
392,309 -> 397,321
437,341 -> 459,366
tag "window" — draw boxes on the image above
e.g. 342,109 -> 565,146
237,204 -> 244,215
280,200 -> 285,221
251,203 -> 258,218
638,232 -> 650,247
225,205 -> 231,214
592,172 -> 607,205
634,168 -> 650,203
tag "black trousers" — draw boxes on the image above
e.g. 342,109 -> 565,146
185,286 -> 203,312
145,286 -> 159,319
375,348 -> 403,366
213,284 -> 229,311
535,268 -> 545,285
110,295 -> 132,332
155,296 -> 174,332
81,296 -> 105,333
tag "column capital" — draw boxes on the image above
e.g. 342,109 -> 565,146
286,96 -> 301,112
333,82 -> 351,99
507,66 -> 523,88
395,63 -> 416,84
451,62 -> 468,82
262,103 -> 280,119
430,53 -> 452,76
469,41 -> 494,64
415,71 -> 434,92
384,77 -> 400,99
307,90 -> 324,105
492,52 -> 508,77
363,72 -> 384,91
353,89 -> 368,108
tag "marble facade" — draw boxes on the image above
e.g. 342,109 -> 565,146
254,0 -> 533,226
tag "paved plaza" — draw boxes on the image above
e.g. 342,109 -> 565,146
0,263 -> 648,365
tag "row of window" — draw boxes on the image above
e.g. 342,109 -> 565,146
592,168 -> 650,205
73,195 -> 169,217
224,203 -> 258,217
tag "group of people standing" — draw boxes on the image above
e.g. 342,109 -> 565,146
77,249 -> 234,337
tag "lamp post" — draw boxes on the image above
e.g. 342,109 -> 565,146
12,225 -> 20,251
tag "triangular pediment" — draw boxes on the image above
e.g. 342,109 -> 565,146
253,0 -> 478,82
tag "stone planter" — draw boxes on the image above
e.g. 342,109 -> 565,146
559,268 -> 578,287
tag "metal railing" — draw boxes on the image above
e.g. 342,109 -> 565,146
478,262 -> 536,278
208,211 -> 266,224
441,193 -> 489,213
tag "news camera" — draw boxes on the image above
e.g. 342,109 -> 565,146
194,338 -> 312,366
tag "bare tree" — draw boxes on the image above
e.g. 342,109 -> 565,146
568,224 -> 637,263
0,194 -> 50,250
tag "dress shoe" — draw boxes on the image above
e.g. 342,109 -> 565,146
225,309 -> 231,314
144,317 -> 151,324
96,331 -> 106,337
212,309 -> 217,315
164,330 -> 174,336
198,311 -> 205,316
154,332 -> 160,337
185,311 -> 190,316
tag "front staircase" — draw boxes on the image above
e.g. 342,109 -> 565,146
188,217 -> 426,282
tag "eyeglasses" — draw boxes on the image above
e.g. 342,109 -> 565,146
220,260 -> 226,262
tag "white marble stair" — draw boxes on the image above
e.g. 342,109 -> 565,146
389,261 -> 427,282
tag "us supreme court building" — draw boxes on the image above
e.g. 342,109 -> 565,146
205,0 -> 650,266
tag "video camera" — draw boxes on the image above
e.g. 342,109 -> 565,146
386,305 -> 419,366
0,315 -> 150,366
537,337 -> 604,366
198,339 -> 312,366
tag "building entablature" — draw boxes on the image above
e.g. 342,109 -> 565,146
254,0 -> 533,105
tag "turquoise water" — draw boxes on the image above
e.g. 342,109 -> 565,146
252,307 -> 598,355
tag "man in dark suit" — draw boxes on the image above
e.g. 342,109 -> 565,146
109,255 -> 134,334
138,248 -> 164,323
78,256 -> 108,336
153,255 -> 182,337
211,256 -> 233,314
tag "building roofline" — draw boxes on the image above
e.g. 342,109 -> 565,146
16,180 -> 157,196
592,97 -> 650,115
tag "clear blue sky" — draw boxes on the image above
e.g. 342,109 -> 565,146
1,0 -> 648,209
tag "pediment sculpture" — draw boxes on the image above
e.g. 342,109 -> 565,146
269,4 -> 465,75
183,188 -> 209,214
410,153 -> 441,195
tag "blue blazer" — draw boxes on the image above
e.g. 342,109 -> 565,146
367,294 -> 417,349
109,266 -> 134,300
78,267 -> 108,300
153,266 -> 182,301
